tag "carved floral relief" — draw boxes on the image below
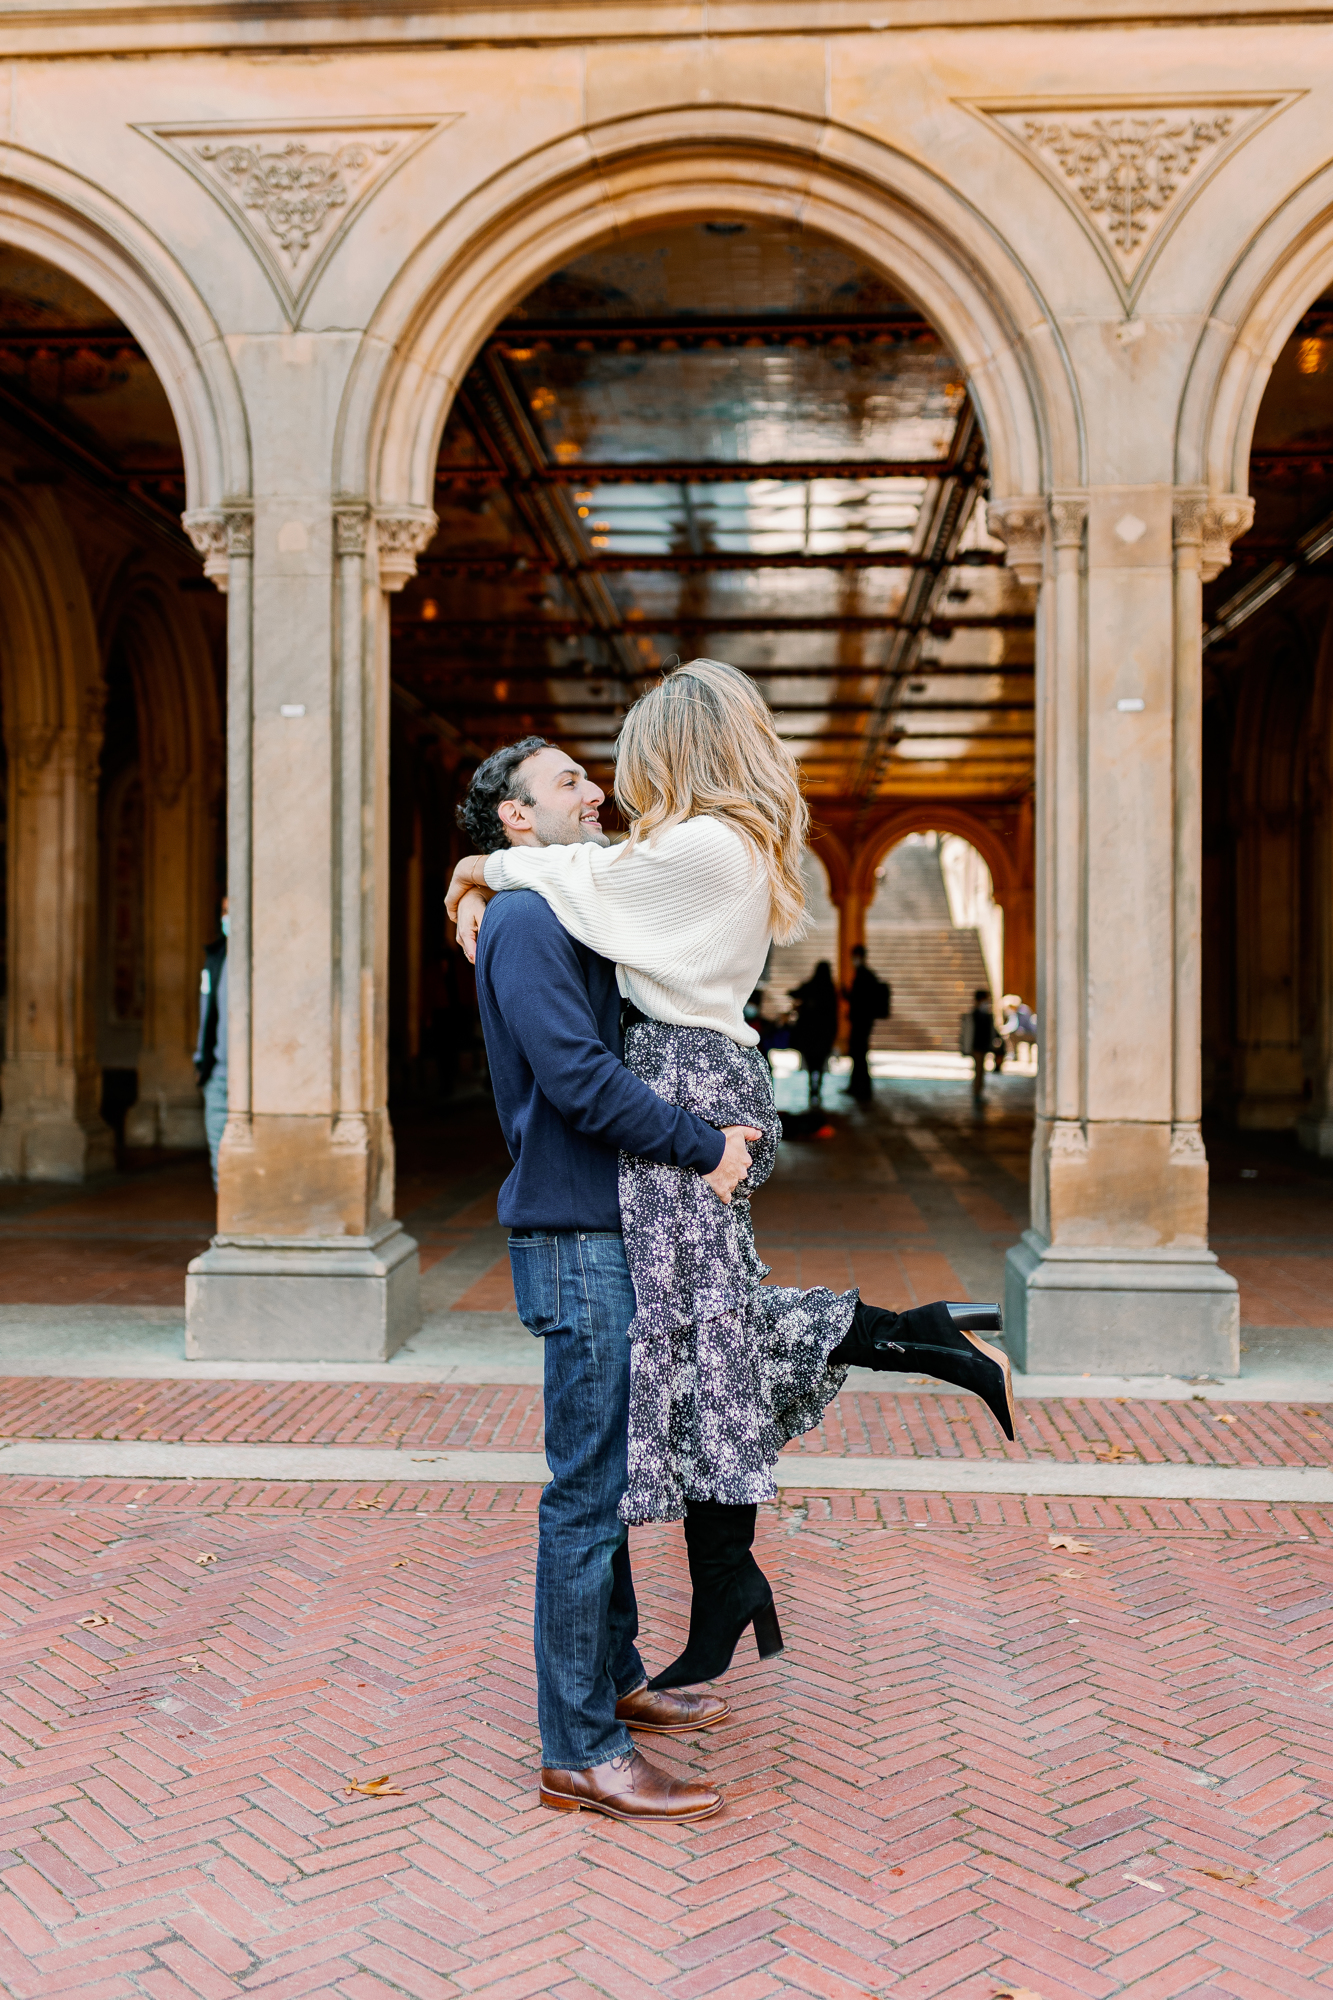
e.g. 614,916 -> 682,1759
136,116 -> 460,324
964,96 -> 1298,307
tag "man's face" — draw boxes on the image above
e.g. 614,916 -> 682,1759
499,746 -> 608,848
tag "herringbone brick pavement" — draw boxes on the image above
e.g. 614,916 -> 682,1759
2,1377 -> 1329,1470
1,1477 -> 1332,1997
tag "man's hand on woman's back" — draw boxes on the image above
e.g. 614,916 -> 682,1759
703,1125 -> 762,1205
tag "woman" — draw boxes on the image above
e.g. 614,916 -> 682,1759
446,660 -> 1014,1689
788,959 -> 839,1106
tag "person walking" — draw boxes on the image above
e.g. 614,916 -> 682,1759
455,737 -> 756,1825
842,943 -> 885,1103
193,898 -> 228,1189
964,986 -> 998,1102
788,959 -> 839,1107
449,662 -> 1014,1704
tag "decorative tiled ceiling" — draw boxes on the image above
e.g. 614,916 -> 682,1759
392,220 -> 1037,802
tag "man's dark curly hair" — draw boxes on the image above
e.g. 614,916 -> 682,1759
456,736 -> 549,852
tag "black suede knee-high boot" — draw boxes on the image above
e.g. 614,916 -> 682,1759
830,1299 -> 1016,1441
647,1501 -> 784,1691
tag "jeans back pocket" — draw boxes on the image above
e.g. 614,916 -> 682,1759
508,1232 -> 562,1336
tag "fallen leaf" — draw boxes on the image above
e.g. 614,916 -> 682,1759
78,1614 -> 111,1628
391,1559 -> 410,1568
178,1656 -> 201,1673
1060,1568 -> 1083,1579
353,1500 -> 381,1511
1215,1414 -> 1236,1425
1195,1864 -> 1256,1887
1048,1534 -> 1093,1555
1093,1444 -> 1133,1460
195,1553 -> 217,1566
1124,1873 -> 1167,1894
995,1988 -> 1048,2000
410,1457 -> 440,1464
345,1775 -> 403,1797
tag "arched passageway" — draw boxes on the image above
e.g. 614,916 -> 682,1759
0,243 -> 224,1295
384,215 -> 1038,1135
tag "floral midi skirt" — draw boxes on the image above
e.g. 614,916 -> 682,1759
617,1018 -> 857,1526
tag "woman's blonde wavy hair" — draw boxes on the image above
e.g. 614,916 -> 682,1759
613,658 -> 809,944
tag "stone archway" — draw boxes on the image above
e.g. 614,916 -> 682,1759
341,108 -> 1081,519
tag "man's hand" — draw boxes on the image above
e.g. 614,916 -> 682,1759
454,887 -> 491,965
703,1125 -> 762,1205
445,855 -> 491,923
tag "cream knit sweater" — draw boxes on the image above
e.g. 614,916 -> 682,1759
482,815 -> 772,1046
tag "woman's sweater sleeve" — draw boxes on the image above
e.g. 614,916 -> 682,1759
482,820 -> 751,972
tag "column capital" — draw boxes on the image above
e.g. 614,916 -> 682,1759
334,504 -> 371,557
375,506 -> 438,592
1172,490 -> 1254,581
1049,495 -> 1088,549
986,495 -> 1046,585
182,505 -> 254,593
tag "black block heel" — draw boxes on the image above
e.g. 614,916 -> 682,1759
752,1600 -> 784,1660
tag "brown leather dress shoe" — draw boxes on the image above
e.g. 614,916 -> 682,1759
615,1684 -> 730,1734
540,1748 -> 722,1823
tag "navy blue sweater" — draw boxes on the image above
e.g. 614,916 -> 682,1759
475,889 -> 726,1230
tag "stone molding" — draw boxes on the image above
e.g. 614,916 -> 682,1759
136,116 -> 460,325
966,96 -> 1300,308
986,496 -> 1046,585
375,507 -> 438,592
334,506 -> 370,558
1170,1122 -> 1208,1164
182,506 -> 254,593
1048,1119 -> 1089,1160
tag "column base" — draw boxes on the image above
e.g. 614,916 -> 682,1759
0,1113 -> 115,1182
185,1220 -> 420,1362
125,1098 -> 206,1150
1005,1230 -> 1240,1377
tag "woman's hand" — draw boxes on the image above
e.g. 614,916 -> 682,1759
453,887 -> 491,965
445,854 -> 491,922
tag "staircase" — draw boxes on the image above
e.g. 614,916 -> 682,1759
862,925 -> 991,1050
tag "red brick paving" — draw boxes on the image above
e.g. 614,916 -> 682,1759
2,1377 -> 1332,1468
1,1481 -> 1332,1996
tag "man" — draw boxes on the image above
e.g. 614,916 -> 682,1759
194,897 -> 228,1188
453,736 -> 758,1825
842,943 -> 885,1104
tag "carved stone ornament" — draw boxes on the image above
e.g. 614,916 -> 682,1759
183,507 -> 254,594
965,96 -> 1298,307
986,498 -> 1046,586
136,117 -> 460,325
375,508 -> 438,592
1201,495 -> 1255,584
334,506 -> 370,558
1048,1119 -> 1090,1161
1049,497 -> 1089,550
1170,1122 -> 1208,1164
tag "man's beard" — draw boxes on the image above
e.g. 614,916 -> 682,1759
530,804 -> 610,849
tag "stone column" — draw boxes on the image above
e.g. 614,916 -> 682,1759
0,712 -> 115,1180
182,495 -> 431,1361
999,489 -> 1250,1377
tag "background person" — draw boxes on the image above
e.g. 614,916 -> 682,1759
788,959 -> 839,1107
194,897 -> 228,1189
842,943 -> 886,1104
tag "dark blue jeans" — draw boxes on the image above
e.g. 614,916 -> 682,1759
508,1228 -> 645,1771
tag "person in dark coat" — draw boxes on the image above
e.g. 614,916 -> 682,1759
841,944 -> 882,1103
789,960 -> 839,1106
967,987 -> 998,1101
